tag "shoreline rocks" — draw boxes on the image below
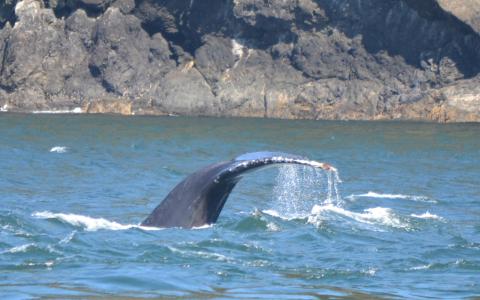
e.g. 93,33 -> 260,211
0,0 -> 479,122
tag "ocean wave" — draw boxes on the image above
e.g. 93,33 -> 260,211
266,222 -> 280,232
32,211 -> 161,232
49,146 -> 68,153
59,231 -> 76,244
262,209 -> 307,221
409,264 -> 432,271
410,211 -> 444,221
23,260 -> 55,268
167,246 -> 234,262
191,224 -> 213,230
3,243 -> 35,253
1,224 -> 32,237
264,205 -> 409,230
346,191 -> 435,203
308,204 -> 409,229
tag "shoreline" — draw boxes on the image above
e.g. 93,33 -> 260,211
2,109 -> 479,124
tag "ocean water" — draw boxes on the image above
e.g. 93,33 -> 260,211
0,114 -> 479,299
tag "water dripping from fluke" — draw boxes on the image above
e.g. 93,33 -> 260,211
267,164 -> 343,220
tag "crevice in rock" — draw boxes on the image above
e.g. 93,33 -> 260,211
0,37 -> 9,78
139,20 -> 201,58
193,65 -> 216,97
101,79 -> 118,95
263,92 -> 267,118
0,83 -> 15,93
225,97 -> 249,111
48,1 -> 108,19
88,64 -> 101,78
88,64 -> 120,96
0,0 -> 16,30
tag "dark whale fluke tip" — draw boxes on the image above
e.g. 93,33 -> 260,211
141,152 -> 333,228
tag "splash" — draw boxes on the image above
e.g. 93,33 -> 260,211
269,164 -> 343,218
266,164 -> 413,231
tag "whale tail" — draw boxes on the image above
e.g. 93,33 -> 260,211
141,152 -> 334,228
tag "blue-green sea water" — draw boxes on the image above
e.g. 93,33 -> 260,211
0,114 -> 479,299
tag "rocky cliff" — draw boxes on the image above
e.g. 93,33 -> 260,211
0,0 -> 479,122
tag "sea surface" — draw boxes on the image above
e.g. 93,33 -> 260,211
0,114 -> 479,299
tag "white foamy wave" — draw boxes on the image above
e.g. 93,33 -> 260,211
49,146 -> 68,153
0,104 -> 8,112
32,211 -> 161,232
33,107 -> 82,114
409,264 -> 432,270
3,243 -> 35,253
308,204 -> 408,229
266,222 -> 280,232
191,224 -> 213,230
362,268 -> 377,276
1,224 -> 32,237
168,246 -> 234,262
262,209 -> 307,221
59,231 -> 76,244
346,191 -> 435,203
262,209 -> 281,218
411,211 -> 444,221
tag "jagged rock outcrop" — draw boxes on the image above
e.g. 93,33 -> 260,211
0,0 -> 479,122
437,0 -> 480,35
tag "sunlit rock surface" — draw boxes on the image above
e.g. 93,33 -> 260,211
0,0 -> 479,122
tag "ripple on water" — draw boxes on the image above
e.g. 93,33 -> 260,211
0,115 -> 479,298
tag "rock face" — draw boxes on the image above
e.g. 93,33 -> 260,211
0,0 -> 479,122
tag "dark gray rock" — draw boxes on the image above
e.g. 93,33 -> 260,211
0,0 -> 479,121
112,0 -> 135,14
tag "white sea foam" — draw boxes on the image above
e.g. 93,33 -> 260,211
59,231 -> 76,244
4,243 -> 35,253
49,146 -> 68,153
32,211 -> 161,232
410,264 -> 432,270
0,104 -> 8,112
362,268 -> 377,276
411,211 -> 444,221
266,222 -> 280,232
264,204 -> 408,230
262,209 -> 306,220
1,224 -> 32,237
346,191 -> 435,203
33,107 -> 82,114
262,209 -> 281,218
168,246 -> 234,262
308,204 -> 408,229
191,224 -> 213,230
45,260 -> 55,267
262,209 -> 307,222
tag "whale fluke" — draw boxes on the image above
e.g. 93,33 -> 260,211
141,152 -> 334,228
